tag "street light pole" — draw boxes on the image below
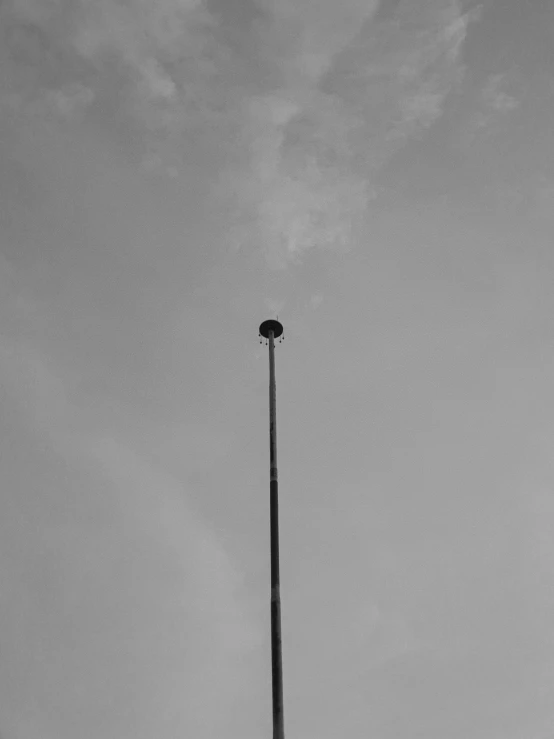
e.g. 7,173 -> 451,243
259,318 -> 285,739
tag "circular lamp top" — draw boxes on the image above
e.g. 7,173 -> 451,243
259,319 -> 284,339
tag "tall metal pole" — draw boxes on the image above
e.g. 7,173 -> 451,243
259,318 -> 285,739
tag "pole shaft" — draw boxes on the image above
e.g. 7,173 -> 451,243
268,329 -> 284,739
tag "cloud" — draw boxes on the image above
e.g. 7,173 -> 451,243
223,0 -> 479,266
256,0 -> 381,84
220,88 -> 373,267
324,0 -> 477,148
481,73 -> 520,113
458,70 -> 522,147
6,0 -> 205,83
1,0 -> 224,132
71,0 -> 206,100
1,0 -> 480,267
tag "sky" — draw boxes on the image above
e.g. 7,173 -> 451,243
1,0 -> 554,737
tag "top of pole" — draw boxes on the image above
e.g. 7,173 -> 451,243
259,319 -> 284,339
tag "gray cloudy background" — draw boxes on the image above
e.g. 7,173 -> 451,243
1,0 -> 554,737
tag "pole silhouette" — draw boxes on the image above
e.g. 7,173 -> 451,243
259,318 -> 285,739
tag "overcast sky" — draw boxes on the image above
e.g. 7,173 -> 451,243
1,1 -> 554,737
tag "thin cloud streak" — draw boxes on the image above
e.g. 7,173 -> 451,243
1,0 -> 481,267
227,0 -> 480,266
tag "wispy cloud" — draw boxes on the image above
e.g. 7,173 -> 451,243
1,0 -> 225,134
461,70 -> 521,145
225,0 -> 480,266
256,0 -> 381,85
1,0 -> 480,267
481,73 -> 520,113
